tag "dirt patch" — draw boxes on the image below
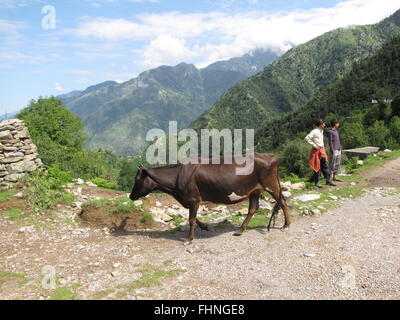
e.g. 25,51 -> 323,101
79,206 -> 161,232
359,157 -> 400,187
0,198 -> 26,212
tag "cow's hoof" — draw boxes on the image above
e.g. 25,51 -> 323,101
281,225 -> 290,232
233,230 -> 243,236
183,240 -> 193,246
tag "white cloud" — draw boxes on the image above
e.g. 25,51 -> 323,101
55,82 -> 65,91
142,35 -> 193,67
70,0 -> 400,68
0,0 -> 44,9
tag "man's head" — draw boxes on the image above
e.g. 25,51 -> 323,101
315,118 -> 326,129
331,119 -> 340,129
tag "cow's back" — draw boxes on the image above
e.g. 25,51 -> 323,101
189,153 -> 278,203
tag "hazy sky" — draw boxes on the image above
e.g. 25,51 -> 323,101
0,0 -> 399,114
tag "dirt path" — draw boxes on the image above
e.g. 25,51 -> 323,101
1,158 -> 400,300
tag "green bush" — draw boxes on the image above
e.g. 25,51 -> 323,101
345,156 -> 360,173
366,120 -> 392,149
140,213 -> 154,224
17,97 -> 120,181
23,171 -> 75,213
279,139 -> 311,178
90,177 -> 115,189
46,164 -> 72,188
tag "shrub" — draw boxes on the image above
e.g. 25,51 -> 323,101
345,156 -> 360,173
279,139 -> 311,178
23,171 -> 75,213
90,177 -> 115,189
366,120 -> 392,149
140,213 -> 154,224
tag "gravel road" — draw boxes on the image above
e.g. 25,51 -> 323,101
0,158 -> 399,300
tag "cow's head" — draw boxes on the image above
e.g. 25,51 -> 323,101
129,165 -> 157,201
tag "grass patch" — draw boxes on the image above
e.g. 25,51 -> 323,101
215,219 -> 231,229
128,264 -> 186,290
140,213 -> 154,224
289,185 -> 366,213
23,171 -> 76,213
82,196 -> 144,215
346,150 -> 400,173
92,288 -> 116,300
0,271 -> 28,289
172,215 -> 184,226
0,189 -> 18,202
3,208 -> 24,220
163,259 -> 173,267
248,216 -> 270,229
82,198 -> 111,209
162,225 -> 182,235
111,197 -> 135,214
49,286 -> 78,300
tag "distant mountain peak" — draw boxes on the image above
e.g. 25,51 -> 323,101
57,48 -> 280,155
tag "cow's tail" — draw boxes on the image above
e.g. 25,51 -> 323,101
275,161 -> 284,212
267,159 -> 283,230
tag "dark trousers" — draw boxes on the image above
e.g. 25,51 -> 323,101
312,157 -> 331,185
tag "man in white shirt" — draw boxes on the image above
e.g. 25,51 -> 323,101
305,119 -> 336,188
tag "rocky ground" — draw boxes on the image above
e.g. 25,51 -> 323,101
0,156 -> 399,300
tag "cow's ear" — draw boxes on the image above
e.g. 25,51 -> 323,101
141,168 -> 148,176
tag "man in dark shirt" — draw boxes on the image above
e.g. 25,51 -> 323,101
328,119 -> 342,182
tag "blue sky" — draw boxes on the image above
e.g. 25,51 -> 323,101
0,0 -> 399,115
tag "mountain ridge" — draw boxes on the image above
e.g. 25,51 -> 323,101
58,48 -> 280,155
190,9 -> 400,131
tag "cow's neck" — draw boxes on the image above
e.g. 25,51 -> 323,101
147,165 -> 180,194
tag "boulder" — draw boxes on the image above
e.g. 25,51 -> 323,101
1,156 -> 24,164
9,160 -> 37,173
0,130 -> 13,141
15,128 -> 30,139
4,173 -> 25,182
161,213 -> 173,222
259,199 -> 273,210
291,182 -> 306,190
0,119 -> 43,185
133,200 -> 143,207
295,194 -> 321,202
282,191 -> 292,199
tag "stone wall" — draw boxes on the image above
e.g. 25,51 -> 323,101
0,119 -> 43,187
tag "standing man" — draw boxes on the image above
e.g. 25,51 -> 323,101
305,119 -> 336,188
328,119 -> 343,182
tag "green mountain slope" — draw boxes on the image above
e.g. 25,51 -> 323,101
255,34 -> 400,153
191,9 -> 400,131
59,49 -> 279,155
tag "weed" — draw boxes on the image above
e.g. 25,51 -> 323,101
49,287 -> 78,300
3,208 -> 24,220
92,288 -> 115,300
140,213 -> 154,224
0,189 -> 18,202
128,264 -> 186,290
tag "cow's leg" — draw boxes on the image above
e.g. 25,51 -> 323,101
196,218 -> 209,231
260,166 -> 290,231
186,202 -> 199,243
234,192 -> 260,236
265,180 -> 290,231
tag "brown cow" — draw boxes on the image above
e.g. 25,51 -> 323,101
129,153 -> 290,242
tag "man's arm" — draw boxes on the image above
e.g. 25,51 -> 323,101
328,130 -> 334,152
305,130 -> 319,149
